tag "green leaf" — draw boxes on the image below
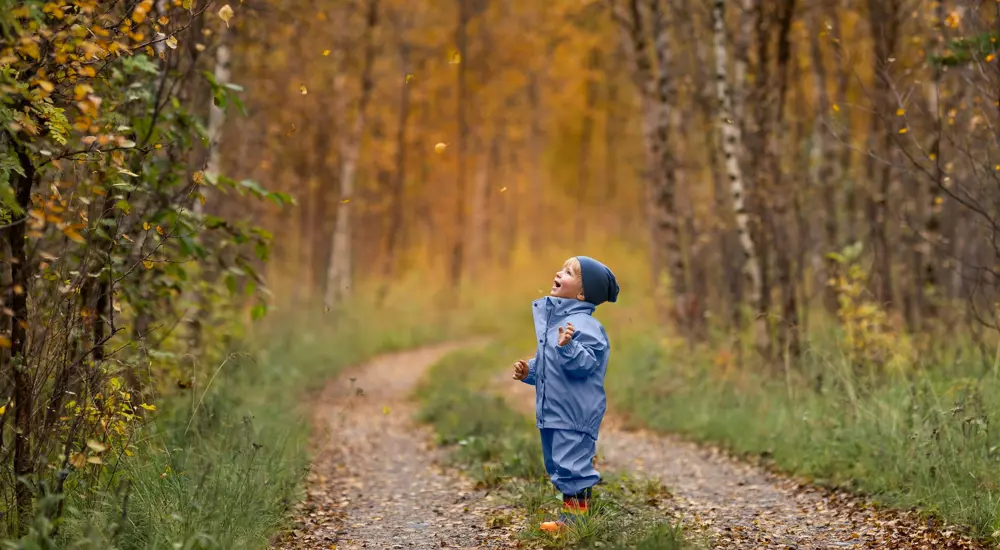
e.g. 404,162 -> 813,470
250,302 -> 267,321
225,274 -> 237,295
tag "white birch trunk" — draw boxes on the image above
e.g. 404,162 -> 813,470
712,0 -> 762,307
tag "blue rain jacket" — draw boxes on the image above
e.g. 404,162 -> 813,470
521,296 -> 610,439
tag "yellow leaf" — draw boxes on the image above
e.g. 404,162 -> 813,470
86,456 -> 103,465
140,403 -> 157,411
898,127 -> 908,134
165,35 -> 178,49
0,335 -> 10,349
155,225 -> 164,235
987,53 -> 996,63
449,52 -> 461,64
143,222 -> 151,230
158,16 -> 169,25
87,440 -> 107,453
499,186 -> 507,193
896,108 -> 905,116
36,80 -> 54,93
934,196 -> 943,205
434,142 -> 448,154
192,170 -> 205,184
69,452 -> 86,469
323,49 -> 331,56
405,73 -> 414,83
300,84 -> 308,95
142,260 -> 153,270
0,405 -> 5,415
64,228 -> 85,243
383,406 -> 390,415
218,4 -> 234,26
832,103 -> 840,112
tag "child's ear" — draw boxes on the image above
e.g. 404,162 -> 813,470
577,292 -> 586,301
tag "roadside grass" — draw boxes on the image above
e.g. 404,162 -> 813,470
414,341 -> 699,549
605,325 -> 1000,542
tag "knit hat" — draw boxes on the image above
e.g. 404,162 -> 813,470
576,256 -> 619,306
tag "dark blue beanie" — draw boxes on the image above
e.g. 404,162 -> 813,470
577,256 -> 619,306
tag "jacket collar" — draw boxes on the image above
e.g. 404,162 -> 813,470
533,296 -> 595,317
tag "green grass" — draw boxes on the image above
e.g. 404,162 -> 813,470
605,326 -> 1000,541
414,341 -> 698,549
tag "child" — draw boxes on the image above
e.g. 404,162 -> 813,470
512,256 -> 619,532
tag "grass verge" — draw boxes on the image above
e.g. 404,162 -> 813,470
606,327 -> 1000,541
414,341 -> 699,549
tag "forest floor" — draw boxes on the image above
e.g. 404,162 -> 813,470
278,343 -> 991,549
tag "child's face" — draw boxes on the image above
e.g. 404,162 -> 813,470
550,258 -> 585,301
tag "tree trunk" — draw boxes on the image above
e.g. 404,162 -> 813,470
768,0 -> 800,359
576,47 -> 600,246
808,5 -> 840,314
376,43 -> 412,306
865,0 -> 901,310
712,0 -> 763,322
647,0 -> 689,329
449,0 -> 470,291
325,0 -> 379,309
5,136 -> 35,534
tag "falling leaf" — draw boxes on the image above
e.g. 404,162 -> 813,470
300,84 -> 308,95
323,49 -> 331,56
87,440 -> 107,453
987,53 -> 996,63
405,73 -> 414,83
898,127 -> 908,134
165,35 -> 178,49
383,406 -> 390,415
218,4 -> 234,26
70,452 -> 86,469
500,186 -> 507,193
832,103 -> 840,112
896,108 -> 905,116
934,196 -> 943,205
450,52 -> 461,64
341,198 -> 350,203
434,142 -> 448,154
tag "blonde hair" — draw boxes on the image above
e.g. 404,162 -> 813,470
564,257 -> 582,279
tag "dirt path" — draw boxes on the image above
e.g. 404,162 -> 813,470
499,374 -> 986,550
278,343 -> 519,550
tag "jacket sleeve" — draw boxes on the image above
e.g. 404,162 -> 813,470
521,357 -> 538,386
556,321 -> 607,379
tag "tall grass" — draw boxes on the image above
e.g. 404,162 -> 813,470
605,324 -> 1000,540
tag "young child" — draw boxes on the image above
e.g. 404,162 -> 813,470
512,256 -> 619,532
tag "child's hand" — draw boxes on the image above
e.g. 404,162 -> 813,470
512,360 -> 529,380
557,323 -> 575,346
